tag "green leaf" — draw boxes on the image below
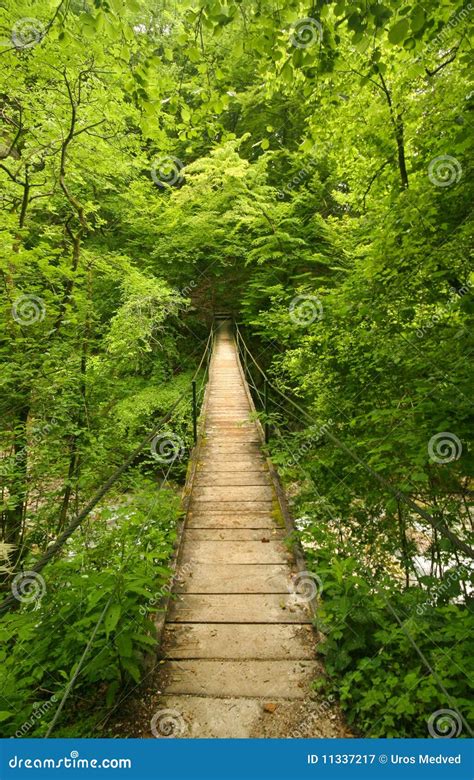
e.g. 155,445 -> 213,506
104,604 -> 121,638
0,711 -> 13,722
281,61 -> 293,84
115,633 -> 133,658
121,656 -> 141,683
87,589 -> 108,612
388,18 -> 409,44
106,680 -> 121,708
134,633 -> 157,647
411,8 -> 425,33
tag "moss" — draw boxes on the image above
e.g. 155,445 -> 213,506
271,498 -> 285,528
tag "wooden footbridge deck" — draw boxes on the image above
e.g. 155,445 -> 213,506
154,321 -> 320,737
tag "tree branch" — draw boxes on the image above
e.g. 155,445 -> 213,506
425,47 -> 458,77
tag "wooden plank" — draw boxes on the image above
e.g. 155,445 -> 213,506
161,660 -> 320,699
180,538 -> 290,564
191,485 -> 274,502
197,459 -> 267,472
187,511 -> 277,529
161,623 -> 316,659
175,562 -> 290,593
193,471 -> 270,487
190,500 -> 274,513
145,696 -> 262,738
184,528 -> 285,542
168,594 -> 312,623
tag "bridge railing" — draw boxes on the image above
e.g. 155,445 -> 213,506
234,321 -> 473,561
0,328 -> 215,615
233,320 -> 473,736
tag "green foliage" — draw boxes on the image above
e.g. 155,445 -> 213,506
0,0 -> 472,739
309,545 -> 474,736
0,481 -> 181,737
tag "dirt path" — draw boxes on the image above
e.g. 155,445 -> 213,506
117,322 -> 350,738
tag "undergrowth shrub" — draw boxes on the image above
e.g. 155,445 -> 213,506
305,541 -> 474,737
0,480 -> 181,737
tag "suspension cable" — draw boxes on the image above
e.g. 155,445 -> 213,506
44,592 -> 115,738
0,330 -> 215,615
45,407 -> 189,735
234,323 -> 474,559
236,322 -> 473,725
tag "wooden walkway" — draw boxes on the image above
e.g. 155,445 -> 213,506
155,321 -> 319,737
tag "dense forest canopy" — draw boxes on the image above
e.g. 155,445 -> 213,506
0,0 -> 472,738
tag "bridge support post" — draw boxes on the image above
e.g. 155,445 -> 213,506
192,379 -> 198,443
